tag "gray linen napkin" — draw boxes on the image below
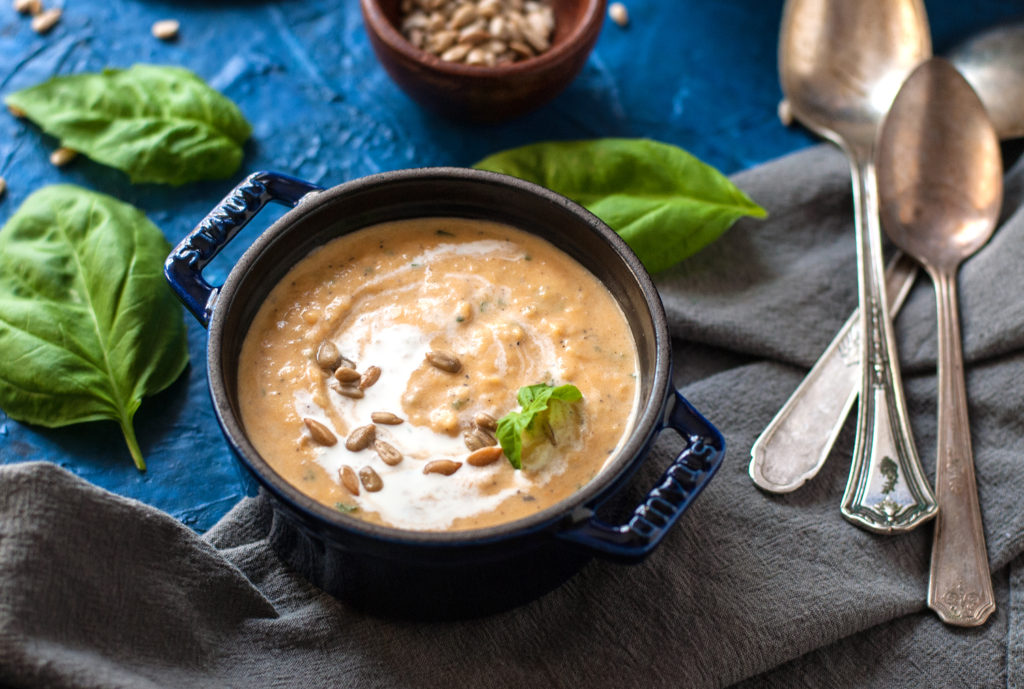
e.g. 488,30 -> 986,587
3,144 -> 1024,688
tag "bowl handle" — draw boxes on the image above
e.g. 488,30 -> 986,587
555,390 -> 725,563
164,171 -> 323,328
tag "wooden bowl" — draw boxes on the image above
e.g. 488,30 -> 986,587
360,0 -> 606,122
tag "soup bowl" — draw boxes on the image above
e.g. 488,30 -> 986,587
165,167 -> 724,619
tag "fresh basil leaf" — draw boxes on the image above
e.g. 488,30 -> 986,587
5,64 -> 251,185
497,383 -> 583,470
474,138 -> 766,273
0,185 -> 190,470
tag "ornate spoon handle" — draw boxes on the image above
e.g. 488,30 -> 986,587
927,270 -> 995,626
749,253 -> 918,493
840,155 -> 936,533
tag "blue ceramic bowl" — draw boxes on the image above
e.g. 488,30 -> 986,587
165,168 -> 724,619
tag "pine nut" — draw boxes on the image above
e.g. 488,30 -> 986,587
345,424 -> 376,451
340,465 -> 360,494
374,439 -> 403,466
370,411 -> 404,425
151,19 -> 180,41
303,418 -> 338,446
423,459 -> 462,476
31,8 -> 60,34
358,365 -> 381,390
359,466 -> 383,492
467,446 -> 504,467
49,147 -> 76,167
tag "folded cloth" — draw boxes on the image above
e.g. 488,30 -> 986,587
3,144 -> 1024,688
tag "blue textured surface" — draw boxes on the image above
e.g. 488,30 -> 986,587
2,0 -> 1022,532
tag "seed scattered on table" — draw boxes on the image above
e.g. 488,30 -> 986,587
423,459 -> 462,476
303,418 -> 338,446
49,147 -> 76,167
7,104 -> 25,118
340,465 -> 360,494
777,98 -> 793,127
151,19 -> 180,41
467,445 -> 503,466
609,2 -> 628,27
359,466 -> 383,492
426,350 -> 462,373
371,411 -> 404,425
31,7 -> 60,34
374,439 -> 403,466
13,0 -> 41,16
400,0 -> 555,66
359,365 -> 381,390
345,424 -> 376,451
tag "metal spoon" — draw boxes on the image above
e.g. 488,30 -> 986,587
751,21 -> 1024,495
778,0 -> 937,533
877,57 -> 1001,626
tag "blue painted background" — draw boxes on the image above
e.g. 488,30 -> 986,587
2,0 -> 1022,531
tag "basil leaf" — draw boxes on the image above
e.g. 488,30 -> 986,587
5,64 -> 251,185
474,138 -> 766,273
497,383 -> 583,470
0,185 -> 189,470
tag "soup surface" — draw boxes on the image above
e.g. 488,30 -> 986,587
237,217 -> 638,530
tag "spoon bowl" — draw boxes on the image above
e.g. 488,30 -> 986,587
877,57 -> 1002,627
950,22 -> 1024,141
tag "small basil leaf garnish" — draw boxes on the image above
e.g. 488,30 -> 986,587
496,383 -> 583,470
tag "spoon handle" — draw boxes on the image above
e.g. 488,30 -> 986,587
840,156 -> 937,533
928,270 -> 995,626
749,253 -> 918,493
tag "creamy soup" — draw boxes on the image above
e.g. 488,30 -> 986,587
237,217 -> 638,531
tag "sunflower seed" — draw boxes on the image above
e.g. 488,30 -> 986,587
463,427 -> 497,451
466,446 -> 504,467
151,19 -> 180,41
345,424 -> 376,451
374,439 -> 403,466
13,0 -> 41,15
425,350 -> 461,373
330,380 -> 365,399
7,104 -> 25,118
0,177 -> 6,200
316,340 -> 342,370
359,466 -> 383,492
49,146 -> 76,167
303,418 -> 338,446
473,412 -> 498,431
370,411 -> 404,425
440,43 -> 472,62
31,7 -> 60,34
340,465 -> 360,494
334,366 -> 361,383
359,365 -> 381,390
423,459 -> 462,476
449,4 -> 477,29
609,2 -> 629,27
